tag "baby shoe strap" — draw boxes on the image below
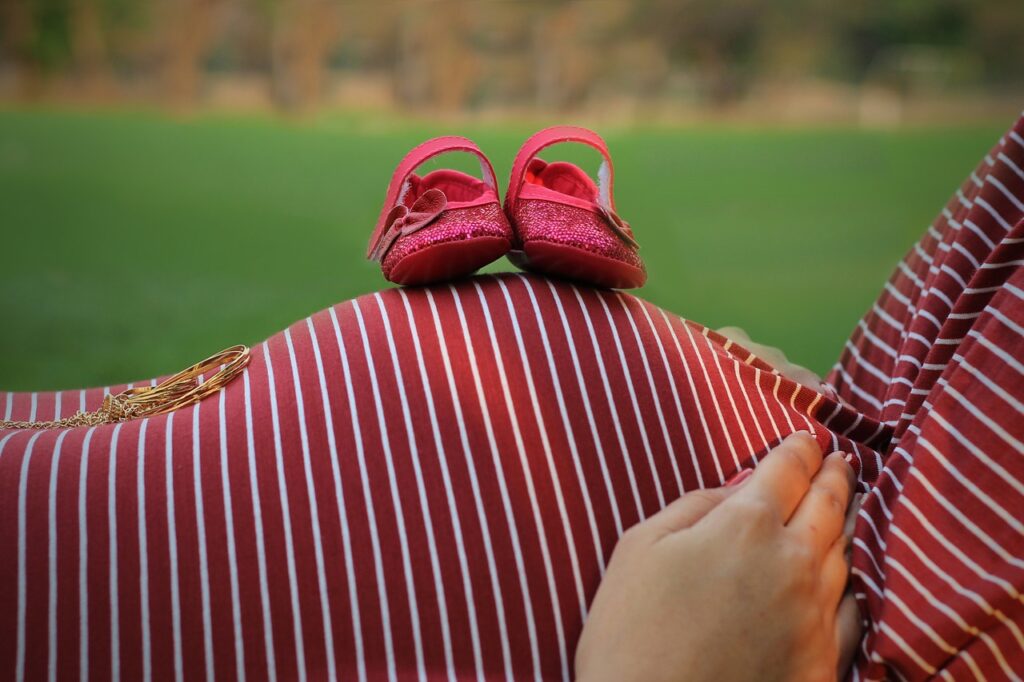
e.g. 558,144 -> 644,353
368,136 -> 498,260
505,126 -> 616,213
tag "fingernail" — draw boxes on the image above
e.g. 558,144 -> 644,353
726,468 -> 753,486
844,452 -> 855,464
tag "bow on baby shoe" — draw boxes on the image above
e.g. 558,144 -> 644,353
369,188 -> 448,262
598,204 -> 639,249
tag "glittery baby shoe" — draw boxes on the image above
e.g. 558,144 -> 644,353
504,126 -> 645,289
367,136 -> 513,286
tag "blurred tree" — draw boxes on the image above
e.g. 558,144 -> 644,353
968,0 -> 1024,85
158,0 -> 218,108
0,0 -> 42,95
271,0 -> 339,111
0,0 -> 1021,113
644,0 -> 767,105
70,0 -> 110,96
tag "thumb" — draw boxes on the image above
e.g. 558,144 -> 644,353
644,470 -> 751,538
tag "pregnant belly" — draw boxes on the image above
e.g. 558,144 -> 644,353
0,274 -> 882,681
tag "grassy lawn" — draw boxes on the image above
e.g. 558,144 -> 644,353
0,108 -> 1005,391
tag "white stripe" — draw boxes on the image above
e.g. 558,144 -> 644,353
919,304 -> 947,330
191,403 -> 215,682
391,296 -> 481,680
926,412 -> 1024,503
900,496 -> 1021,598
107,423 -> 123,682
952,241 -> 982,270
4,392 -> 12,420
17,431 -> 45,682
921,430 -> 1024,536
770,374 -> 798,433
987,305 -> 1024,337
496,279 -> 607,590
832,366 -> 884,411
421,292 -> 513,681
216,388 -> 247,682
944,384 -> 1024,453
957,189 -> 972,209
914,242 -> 934,265
446,287 -> 543,680
908,331 -> 937,348
886,556 -> 971,632
751,364 -> 784,445
331,309 -> 400,681
962,218 -> 998,250
593,291 -> 665,506
562,285 -> 645,517
889,524 -> 1024,663
871,303 -> 904,331
731,351 -> 772,462
957,357 -> 1024,414
509,277 -> 610,563
930,278 -> 958,310
988,176 -> 1024,212
975,197 -> 1011,231
898,261 -> 926,291
54,392 -> 62,420
966,329 -> 1024,376
895,353 -> 922,370
884,281 -> 912,307
860,493 -> 890,548
879,621 -> 937,676
242,368 -> 278,681
980,258 -> 1024,270
844,340 -> 893,385
682,323 -> 743,474
77,428 -> 96,682
908,464 -> 1024,570
136,420 -> 152,681
618,295 -> 686,495
852,536 -> 886,581
540,278 -> 628,534
934,336 -> 964,345
635,301 -> 698,486
165,414 -> 184,682
283,329 -> 339,681
371,296 -> 458,678
30,393 -> 38,421
261,343 -> 309,682
47,431 -> 69,682
305,318 -> 366,682
470,284 -> 571,681
841,411 -> 865,439
660,312 -> 723,487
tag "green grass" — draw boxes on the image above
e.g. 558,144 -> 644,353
0,108 -> 1005,391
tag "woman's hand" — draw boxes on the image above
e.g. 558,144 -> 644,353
575,433 -> 862,682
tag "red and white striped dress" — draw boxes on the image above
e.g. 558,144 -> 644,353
2,116 -> 1023,681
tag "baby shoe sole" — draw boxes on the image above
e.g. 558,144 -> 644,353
388,235 -> 511,286
509,240 -> 646,289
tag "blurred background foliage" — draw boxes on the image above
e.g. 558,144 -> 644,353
0,1 -> 1020,390
1,0 -> 1022,122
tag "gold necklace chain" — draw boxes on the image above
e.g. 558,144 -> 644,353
0,345 -> 250,430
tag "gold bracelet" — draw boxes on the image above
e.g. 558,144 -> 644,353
0,344 -> 250,430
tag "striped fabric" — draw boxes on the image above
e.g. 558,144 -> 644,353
1,116 -> 1022,681
832,116 -> 1024,680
